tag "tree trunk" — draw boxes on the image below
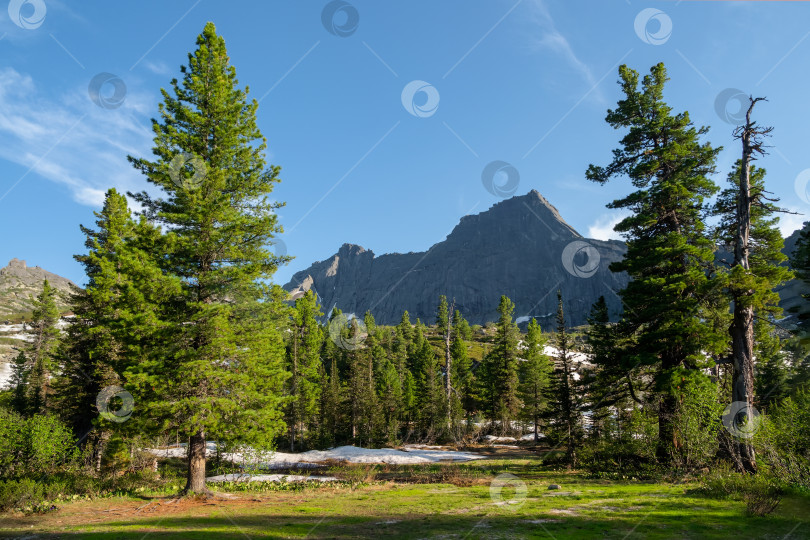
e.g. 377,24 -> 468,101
95,430 -> 110,474
185,431 -> 208,494
729,98 -> 760,474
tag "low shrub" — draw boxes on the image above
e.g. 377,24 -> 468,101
699,464 -> 784,516
0,409 -> 78,478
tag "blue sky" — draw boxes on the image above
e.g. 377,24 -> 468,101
1,0 -> 809,287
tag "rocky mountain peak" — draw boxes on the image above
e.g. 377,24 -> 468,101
284,191 -> 628,327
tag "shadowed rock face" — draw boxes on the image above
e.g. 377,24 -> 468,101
284,191 -> 630,328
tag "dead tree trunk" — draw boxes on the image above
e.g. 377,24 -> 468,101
730,96 -> 770,474
445,300 -> 455,427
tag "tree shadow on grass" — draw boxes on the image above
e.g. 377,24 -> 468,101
0,506 -> 805,540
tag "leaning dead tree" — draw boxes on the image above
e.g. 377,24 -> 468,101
729,96 -> 773,474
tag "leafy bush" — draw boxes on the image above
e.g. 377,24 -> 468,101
754,388 -> 810,490
671,373 -> 722,469
699,464 -> 783,516
0,478 -> 46,512
0,409 -> 78,478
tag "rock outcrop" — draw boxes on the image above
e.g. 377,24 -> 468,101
284,191 -> 629,327
0,258 -> 78,317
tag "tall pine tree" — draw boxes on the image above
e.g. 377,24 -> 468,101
26,280 -> 61,414
127,23 -> 289,493
586,63 -> 724,462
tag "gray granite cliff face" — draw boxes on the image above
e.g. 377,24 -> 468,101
284,191 -> 629,327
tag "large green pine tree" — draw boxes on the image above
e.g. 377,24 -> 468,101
519,318 -> 551,442
127,23 -> 289,493
57,189 -> 178,462
586,63 -> 724,462
481,296 -> 521,434
547,292 -> 582,467
286,290 -> 324,451
450,309 -> 474,428
8,350 -> 29,416
26,280 -> 61,414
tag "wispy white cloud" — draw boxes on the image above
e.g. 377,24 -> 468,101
0,67 -> 155,207
526,0 -> 601,100
777,208 -> 807,238
142,60 -> 172,76
587,211 -> 628,241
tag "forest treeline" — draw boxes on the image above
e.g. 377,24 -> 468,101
2,23 -> 810,501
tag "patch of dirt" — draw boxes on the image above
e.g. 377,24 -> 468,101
548,508 -> 580,516
543,491 -> 581,497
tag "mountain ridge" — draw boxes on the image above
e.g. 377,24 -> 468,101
284,191 -> 629,327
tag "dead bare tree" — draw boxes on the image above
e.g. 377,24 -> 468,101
729,96 -> 773,474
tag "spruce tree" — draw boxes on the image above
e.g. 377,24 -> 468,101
586,63 -> 724,462
58,189 -> 177,464
377,356 -> 403,444
8,350 -> 29,416
754,320 -> 791,411
26,280 -> 61,414
450,310 -> 474,426
286,290 -> 324,450
519,318 -> 551,442
127,23 -> 289,493
547,292 -> 582,467
583,297 -> 642,438
482,296 -> 521,434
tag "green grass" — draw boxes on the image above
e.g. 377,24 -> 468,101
0,458 -> 807,538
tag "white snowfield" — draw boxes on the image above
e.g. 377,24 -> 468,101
206,473 -> 338,483
147,443 -> 485,467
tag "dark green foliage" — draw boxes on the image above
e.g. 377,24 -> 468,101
0,409 -> 77,478
713,163 -> 792,318
57,189 -> 177,452
791,221 -> 810,342
26,281 -> 61,414
286,291 -> 324,450
479,296 -> 521,434
125,22 -> 290,492
546,291 -> 583,467
519,318 -> 551,441
754,322 -> 791,410
451,310 -> 475,425
586,63 -> 724,461
8,350 -> 29,416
